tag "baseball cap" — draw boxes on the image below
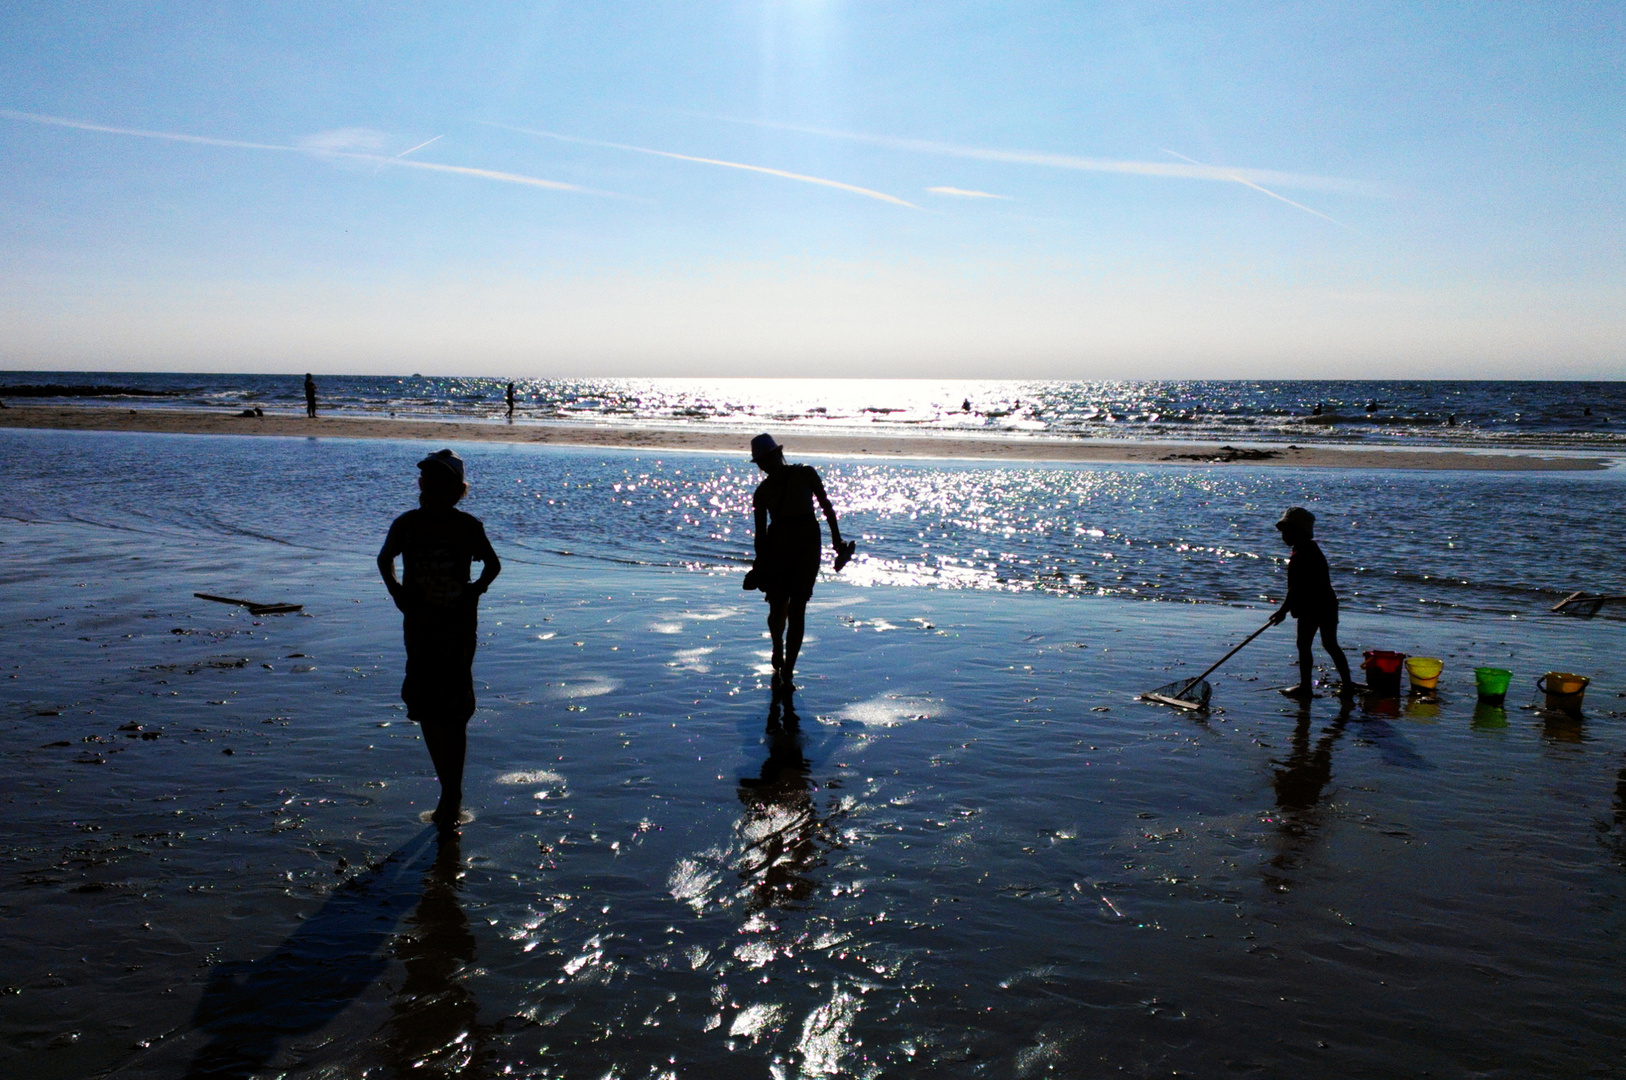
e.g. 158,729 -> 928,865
417,449 -> 465,482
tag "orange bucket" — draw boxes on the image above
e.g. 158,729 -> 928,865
1537,672 -> 1590,714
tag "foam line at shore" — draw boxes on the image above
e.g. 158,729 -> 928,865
0,405 -> 1609,471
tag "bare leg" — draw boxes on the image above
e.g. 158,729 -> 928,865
767,598 -> 787,679
1320,623 -> 1354,689
420,719 -> 467,826
782,598 -> 807,687
1293,618 -> 1317,696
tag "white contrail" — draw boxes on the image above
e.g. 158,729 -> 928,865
485,121 -> 918,209
394,134 -> 443,158
0,109 -> 605,196
928,186 -> 1010,200
702,114 -> 1376,196
1160,148 -> 1355,230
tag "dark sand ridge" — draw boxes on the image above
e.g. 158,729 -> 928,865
0,404 -> 1610,470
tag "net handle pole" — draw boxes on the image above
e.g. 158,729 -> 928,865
1174,619 -> 1276,698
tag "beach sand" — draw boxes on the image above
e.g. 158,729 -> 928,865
4,428 -> 1626,1077
0,404 -> 1609,470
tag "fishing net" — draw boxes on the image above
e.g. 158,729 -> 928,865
1142,678 -> 1212,710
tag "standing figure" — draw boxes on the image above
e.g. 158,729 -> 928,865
1269,507 -> 1354,699
378,450 -> 501,827
747,434 -> 853,697
304,373 -> 318,418
505,382 -> 516,419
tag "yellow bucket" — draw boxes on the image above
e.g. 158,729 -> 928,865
1537,672 -> 1590,714
1405,656 -> 1443,692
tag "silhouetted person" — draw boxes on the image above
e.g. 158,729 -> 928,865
378,450 -> 501,828
1269,506 -> 1354,700
745,434 -> 853,696
1311,403 -> 1323,416
962,398 -> 972,412
1365,399 -> 1377,413
304,373 -> 317,418
505,382 -> 515,419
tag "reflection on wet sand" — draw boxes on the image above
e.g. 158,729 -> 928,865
1264,704 -> 1351,886
382,829 -> 494,1079
736,700 -> 828,912
183,828 -> 439,1078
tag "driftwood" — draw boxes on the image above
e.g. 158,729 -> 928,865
1552,591 -> 1626,615
194,592 -> 303,616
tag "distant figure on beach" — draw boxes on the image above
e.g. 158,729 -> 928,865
745,434 -> 854,697
378,450 -> 501,828
962,398 -> 972,412
506,382 -> 516,419
1269,507 -> 1354,700
304,373 -> 317,418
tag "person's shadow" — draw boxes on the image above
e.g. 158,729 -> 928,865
735,700 -> 828,911
182,826 -> 486,1078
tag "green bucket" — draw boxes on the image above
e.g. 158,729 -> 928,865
1474,666 -> 1513,705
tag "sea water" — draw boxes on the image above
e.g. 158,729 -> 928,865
5,373 -> 1626,450
3,429 -> 1625,1078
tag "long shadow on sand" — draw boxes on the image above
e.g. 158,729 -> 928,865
181,827 -> 442,1078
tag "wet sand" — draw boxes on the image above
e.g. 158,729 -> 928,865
0,404 -> 1609,470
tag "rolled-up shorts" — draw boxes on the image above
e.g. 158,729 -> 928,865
401,607 -> 477,725
762,517 -> 821,604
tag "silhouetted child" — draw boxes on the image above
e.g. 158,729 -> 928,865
378,450 -> 501,827
304,373 -> 317,418
1269,506 -> 1354,699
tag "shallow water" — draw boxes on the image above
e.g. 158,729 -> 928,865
3,432 -> 1626,1078
6,373 -> 1626,449
4,427 -> 1623,616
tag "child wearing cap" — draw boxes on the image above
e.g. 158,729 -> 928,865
377,449 -> 501,827
1269,506 -> 1354,700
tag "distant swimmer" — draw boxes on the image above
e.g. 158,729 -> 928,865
304,373 -> 318,418
1312,403 -> 1323,416
506,382 -> 516,419
378,449 -> 502,829
1364,400 -> 1378,413
744,434 -> 855,698
1269,507 -> 1354,700
1447,414 -> 1457,426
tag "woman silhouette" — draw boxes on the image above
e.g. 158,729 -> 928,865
746,434 -> 853,696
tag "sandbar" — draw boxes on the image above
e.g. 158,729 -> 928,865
0,404 -> 1609,470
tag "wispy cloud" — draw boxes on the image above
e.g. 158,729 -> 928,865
0,109 -> 605,196
485,121 -> 918,209
708,115 -> 1377,197
1161,148 -> 1354,230
928,186 -> 1009,200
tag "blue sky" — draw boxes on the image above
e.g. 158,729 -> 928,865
1,2 -> 1622,377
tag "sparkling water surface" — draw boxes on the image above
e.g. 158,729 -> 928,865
2,430 -> 1625,1079
5,373 -> 1626,449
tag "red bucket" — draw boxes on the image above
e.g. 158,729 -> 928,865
1362,650 -> 1408,697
